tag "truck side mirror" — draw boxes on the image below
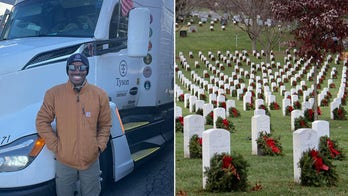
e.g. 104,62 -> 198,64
127,8 -> 150,57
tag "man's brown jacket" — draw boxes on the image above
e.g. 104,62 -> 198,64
36,81 -> 111,170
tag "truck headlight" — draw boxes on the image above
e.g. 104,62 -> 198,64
0,134 -> 45,172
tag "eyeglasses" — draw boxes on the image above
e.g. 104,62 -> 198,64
67,64 -> 88,72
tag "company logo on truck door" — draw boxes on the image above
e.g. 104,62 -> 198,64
116,78 -> 129,87
119,60 -> 128,77
116,60 -> 130,87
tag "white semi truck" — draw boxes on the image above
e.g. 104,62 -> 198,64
0,0 -> 174,195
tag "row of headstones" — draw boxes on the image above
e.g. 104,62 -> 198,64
175,84 -> 339,121
178,49 -> 344,98
176,50 -> 346,116
179,49 -> 342,91
330,65 -> 348,116
179,51 -> 328,96
177,86 -> 278,113
176,79 -> 340,119
176,71 -> 280,111
182,19 -> 241,31
177,86 -> 341,123
177,101 -> 317,142
182,112 -> 330,188
177,63 -> 337,106
176,102 -> 231,126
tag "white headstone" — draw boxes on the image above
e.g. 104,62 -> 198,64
237,89 -> 244,100
195,100 -> 205,112
284,91 -> 290,99
268,95 -> 276,106
184,93 -> 191,108
176,89 -> 184,101
243,94 -> 252,111
213,107 -> 226,128
308,98 -> 314,108
202,129 -> 231,189
189,96 -> 198,112
254,109 -> 266,116
330,100 -> 340,119
282,98 -> 291,116
291,88 -> 297,95
293,128 -> 318,183
255,99 -> 264,109
226,100 -> 236,117
184,115 -> 205,158
251,114 -> 270,155
291,110 -> 304,131
209,93 -> 217,105
302,101 -> 311,111
291,95 -> 299,106
217,95 -> 226,106
175,106 -> 182,118
312,120 -> 330,139
203,103 -> 214,123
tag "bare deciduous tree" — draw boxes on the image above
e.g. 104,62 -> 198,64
212,0 -> 275,52
176,0 -> 202,22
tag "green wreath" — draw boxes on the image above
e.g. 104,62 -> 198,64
294,116 -> 310,130
189,134 -> 202,158
304,109 -> 314,122
200,94 -> 207,101
246,103 -> 254,111
333,106 -> 347,120
204,152 -> 249,192
256,132 -> 283,156
299,149 -> 338,187
175,116 -> 183,132
216,117 -> 235,132
219,102 -> 226,109
258,104 -> 270,116
229,107 -> 241,118
293,101 -> 302,110
319,136 -> 345,160
178,94 -> 184,102
269,102 -> 280,110
206,111 -> 214,125
286,106 -> 293,116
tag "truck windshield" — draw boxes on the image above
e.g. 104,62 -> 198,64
0,0 -> 103,39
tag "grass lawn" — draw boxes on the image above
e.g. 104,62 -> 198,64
175,20 -> 348,195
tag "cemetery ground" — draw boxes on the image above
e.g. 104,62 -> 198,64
175,20 -> 348,195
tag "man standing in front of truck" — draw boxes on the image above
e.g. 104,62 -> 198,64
36,53 -> 112,196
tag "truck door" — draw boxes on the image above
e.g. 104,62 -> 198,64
94,2 -> 141,110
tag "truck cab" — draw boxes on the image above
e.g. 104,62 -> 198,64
0,0 -> 174,195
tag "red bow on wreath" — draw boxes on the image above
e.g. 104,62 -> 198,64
310,150 -> 329,173
222,155 -> 240,180
327,139 -> 340,158
222,155 -> 233,169
178,116 -> 183,126
264,136 -> 280,153
197,137 -> 202,146
222,119 -> 229,127
232,108 -> 238,117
